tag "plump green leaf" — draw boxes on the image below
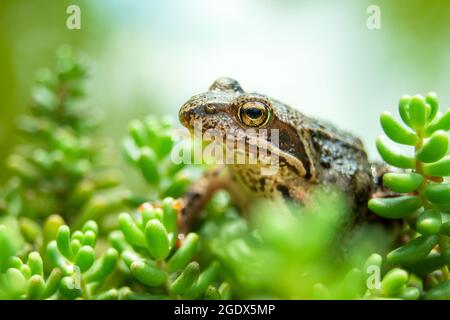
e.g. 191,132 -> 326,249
162,197 -> 178,234
95,289 -> 119,300
56,225 -> 73,260
82,220 -> 98,237
118,213 -> 146,248
424,280 -> 450,300
163,174 -> 192,199
381,268 -> 408,296
368,196 -> 422,219
27,275 -> 45,300
403,252 -> 445,276
122,137 -> 140,163
416,209 -> 442,235
425,92 -> 439,122
109,230 -> 132,253
128,120 -> 148,147
42,268 -> 62,299
399,286 -> 420,300
416,130 -> 448,163
380,112 -> 418,146
408,95 -> 427,130
376,136 -> 416,169
155,134 -> 174,159
20,264 -> 31,279
43,215 -> 65,246
46,241 -> 73,275
139,203 -> 158,228
75,246 -> 95,272
27,252 -> 43,277
387,235 -> 439,265
170,261 -> 200,295
183,261 -> 220,299
218,282 -> 231,300
383,172 -> 423,193
167,233 -> 199,272
82,230 -> 96,247
121,250 -> 143,268
425,109 -> 450,137
5,268 -> 27,297
423,183 -> 450,205
70,239 -> 81,257
130,261 -> 166,287
423,155 -> 450,177
398,95 -> 412,127
144,219 -> 170,261
364,253 -> 382,271
84,248 -> 118,283
138,147 -> 160,185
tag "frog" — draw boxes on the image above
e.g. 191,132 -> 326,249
178,77 -> 386,233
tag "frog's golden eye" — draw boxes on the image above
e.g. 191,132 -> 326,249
238,101 -> 272,127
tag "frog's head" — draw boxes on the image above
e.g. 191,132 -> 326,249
179,77 -> 274,132
179,77 -> 315,180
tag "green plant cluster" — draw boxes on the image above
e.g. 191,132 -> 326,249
3,49 -> 450,300
197,190 -> 387,299
110,197 -> 230,299
0,219 -> 117,299
363,253 -> 421,300
0,47 -> 126,233
123,115 -> 201,203
368,93 -> 450,299
0,49 -> 220,300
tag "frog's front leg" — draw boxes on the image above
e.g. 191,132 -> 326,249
179,165 -> 248,235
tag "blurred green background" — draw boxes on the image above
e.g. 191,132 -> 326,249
1,0 -> 450,186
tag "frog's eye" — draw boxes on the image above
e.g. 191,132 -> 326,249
238,101 -> 272,127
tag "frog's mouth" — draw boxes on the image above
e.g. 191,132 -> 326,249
196,128 -> 282,168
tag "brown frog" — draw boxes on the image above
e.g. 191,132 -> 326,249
178,77 -> 383,232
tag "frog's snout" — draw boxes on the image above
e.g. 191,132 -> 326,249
179,99 -> 220,129
179,100 -> 204,129
179,103 -> 194,129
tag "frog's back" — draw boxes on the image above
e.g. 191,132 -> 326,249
272,98 -> 375,219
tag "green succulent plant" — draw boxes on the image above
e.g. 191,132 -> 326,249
368,93 -> 450,299
4,48 -> 450,301
196,190 -> 392,299
123,116 -> 201,203
0,220 -> 118,300
110,197 -> 229,299
1,47 -> 127,230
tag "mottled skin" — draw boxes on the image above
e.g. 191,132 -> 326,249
178,77 -> 378,232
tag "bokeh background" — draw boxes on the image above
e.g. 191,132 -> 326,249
1,0 -> 450,186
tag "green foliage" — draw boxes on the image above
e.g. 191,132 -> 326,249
369,92 -> 450,299
1,47 -> 126,227
122,116 -> 201,203
0,220 -> 117,299
3,49 -> 450,300
197,190 -> 392,299
111,197 -> 228,299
